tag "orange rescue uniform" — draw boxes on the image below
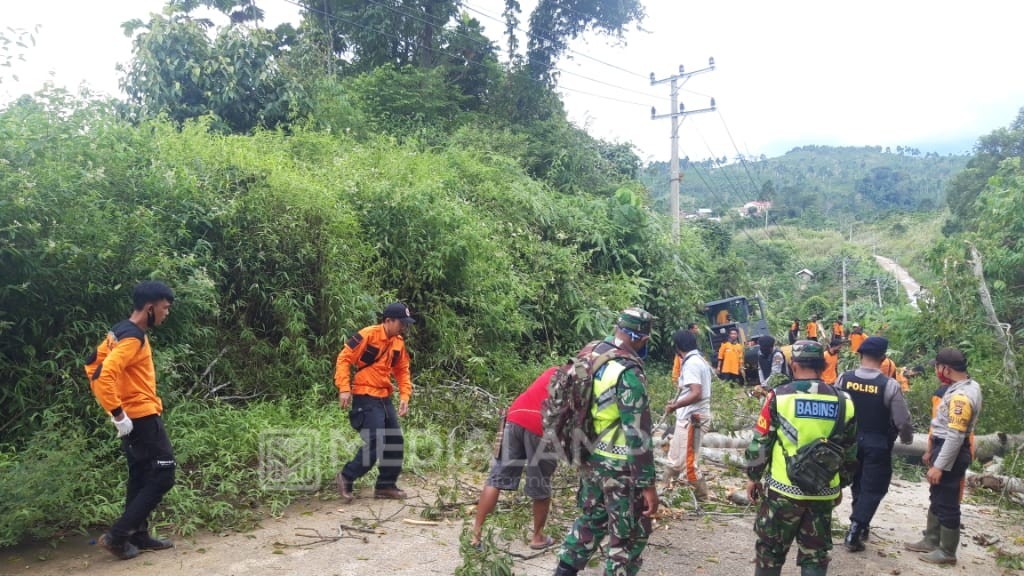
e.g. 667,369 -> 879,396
880,357 -> 910,392
717,341 -> 745,376
806,322 -> 819,339
850,332 -> 866,353
335,324 -> 413,401
822,349 -> 839,385
87,320 -> 162,418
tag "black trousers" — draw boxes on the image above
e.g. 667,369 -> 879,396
928,438 -> 972,529
111,414 -> 176,540
341,395 -> 404,488
849,434 -> 894,526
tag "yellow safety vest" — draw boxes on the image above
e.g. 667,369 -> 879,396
591,361 -> 630,460
767,391 -> 852,500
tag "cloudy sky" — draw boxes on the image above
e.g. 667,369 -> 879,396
5,0 -> 1023,162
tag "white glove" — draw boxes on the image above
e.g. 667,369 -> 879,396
111,414 -> 133,438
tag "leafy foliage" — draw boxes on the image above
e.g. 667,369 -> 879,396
118,6 -> 306,132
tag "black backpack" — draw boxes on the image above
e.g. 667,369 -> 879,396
781,390 -> 848,494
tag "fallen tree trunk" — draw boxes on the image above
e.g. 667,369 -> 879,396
701,432 -> 1024,462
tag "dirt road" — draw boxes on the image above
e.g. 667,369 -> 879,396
4,471 -> 1022,576
874,254 -> 922,310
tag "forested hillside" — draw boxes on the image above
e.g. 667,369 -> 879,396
643,145 -> 968,220
1,0 -> 1022,556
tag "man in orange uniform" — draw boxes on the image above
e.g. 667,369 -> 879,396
335,302 -> 415,501
87,281 -> 177,560
717,328 -> 745,385
831,320 -> 845,344
806,315 -> 820,342
849,323 -> 866,353
821,340 -> 842,385
881,357 -> 911,392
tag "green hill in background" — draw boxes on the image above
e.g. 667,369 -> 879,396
642,145 -> 969,221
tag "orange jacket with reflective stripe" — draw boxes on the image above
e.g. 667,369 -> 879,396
87,320 -> 163,419
335,324 -> 413,401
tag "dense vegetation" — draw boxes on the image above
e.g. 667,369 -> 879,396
1,0 -> 1022,552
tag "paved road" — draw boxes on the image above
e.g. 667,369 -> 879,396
874,254 -> 921,309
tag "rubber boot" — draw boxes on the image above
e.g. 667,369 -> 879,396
844,521 -> 865,552
753,566 -> 782,576
800,564 -> 828,576
904,512 -> 940,552
553,560 -> 579,576
919,526 -> 959,565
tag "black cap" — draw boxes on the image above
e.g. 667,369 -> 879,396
383,302 -> 415,324
933,348 -> 967,372
857,336 -> 888,358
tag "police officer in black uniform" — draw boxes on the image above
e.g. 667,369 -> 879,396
836,336 -> 914,551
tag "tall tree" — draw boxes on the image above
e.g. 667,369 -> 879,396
300,0 -> 460,73
119,6 -> 305,132
525,0 -> 644,82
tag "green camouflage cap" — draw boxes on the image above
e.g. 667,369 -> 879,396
791,339 -> 825,361
617,307 -> 654,335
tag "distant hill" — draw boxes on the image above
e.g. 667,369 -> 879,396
641,145 -> 969,221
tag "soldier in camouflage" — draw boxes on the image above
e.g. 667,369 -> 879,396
744,340 -> 858,576
553,308 -> 658,576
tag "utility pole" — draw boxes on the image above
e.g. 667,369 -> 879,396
651,58 -> 716,241
841,257 -> 848,323
876,277 -> 883,308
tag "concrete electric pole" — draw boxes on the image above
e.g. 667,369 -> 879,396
650,58 -> 716,241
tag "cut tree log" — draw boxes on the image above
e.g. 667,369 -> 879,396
700,432 -> 1024,462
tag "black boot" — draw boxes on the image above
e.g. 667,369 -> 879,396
844,521 -> 866,552
553,560 -> 579,576
98,532 -> 140,560
130,531 -> 174,551
754,566 -> 782,576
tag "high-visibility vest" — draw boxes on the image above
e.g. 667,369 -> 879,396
767,389 -> 854,500
591,361 -> 630,460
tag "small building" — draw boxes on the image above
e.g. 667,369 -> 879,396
795,268 -> 815,281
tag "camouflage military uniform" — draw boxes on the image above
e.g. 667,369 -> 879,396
745,379 -> 858,571
558,340 -> 655,576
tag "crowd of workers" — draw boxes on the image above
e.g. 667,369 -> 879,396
86,284 -> 983,575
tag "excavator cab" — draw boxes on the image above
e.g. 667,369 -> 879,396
704,296 -> 770,357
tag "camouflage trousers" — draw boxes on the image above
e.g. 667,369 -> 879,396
753,491 -> 835,569
558,469 -> 651,576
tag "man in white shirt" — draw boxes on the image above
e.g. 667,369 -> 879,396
663,329 -> 713,500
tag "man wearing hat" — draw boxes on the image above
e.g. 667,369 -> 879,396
836,336 -> 913,552
554,308 -> 658,576
848,323 -> 866,353
904,348 -> 982,565
334,302 -> 416,501
743,340 -> 858,576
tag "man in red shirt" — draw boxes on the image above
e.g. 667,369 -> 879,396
471,367 -> 560,550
